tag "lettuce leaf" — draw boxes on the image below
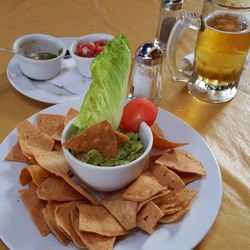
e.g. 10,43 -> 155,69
73,33 -> 132,133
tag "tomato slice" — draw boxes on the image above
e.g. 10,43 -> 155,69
119,98 -> 158,132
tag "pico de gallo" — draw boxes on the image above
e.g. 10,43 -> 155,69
74,40 -> 107,58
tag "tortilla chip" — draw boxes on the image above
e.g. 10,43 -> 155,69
37,113 -> 65,141
159,206 -> 190,224
150,164 -> 185,193
20,164 -> 50,186
149,148 -> 167,163
43,201 -> 70,246
24,150 -> 97,204
60,173 -> 98,205
151,123 -> 164,138
29,147 -> 70,176
78,204 -> 127,236
123,171 -> 166,202
64,108 -> 79,126
55,201 -> 86,248
155,149 -> 206,176
5,143 -> 31,163
152,192 -> 174,207
63,120 -> 118,158
17,120 -> 54,160
148,148 -> 168,170
19,166 -> 33,186
19,183 -> 50,236
71,210 -> 116,250
173,170 -> 201,184
37,176 -> 86,201
152,129 -> 188,150
137,190 -> 170,213
114,131 -> 129,145
157,188 -> 198,215
18,142 -> 37,163
101,191 -> 137,230
159,204 -> 186,215
136,201 -> 163,234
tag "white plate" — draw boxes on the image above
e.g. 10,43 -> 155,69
6,37 -> 91,104
0,99 -> 222,250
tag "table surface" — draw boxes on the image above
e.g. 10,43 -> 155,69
0,0 -> 249,249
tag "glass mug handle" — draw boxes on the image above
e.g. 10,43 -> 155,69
166,12 -> 203,82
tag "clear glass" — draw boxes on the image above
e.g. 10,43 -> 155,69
167,0 -> 250,103
155,2 -> 182,51
130,62 -> 162,105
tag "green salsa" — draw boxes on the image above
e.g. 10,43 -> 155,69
28,52 -> 57,60
71,131 -> 144,167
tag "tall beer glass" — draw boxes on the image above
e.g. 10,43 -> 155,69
167,0 -> 250,103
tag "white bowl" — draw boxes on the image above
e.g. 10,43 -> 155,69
13,34 -> 66,80
69,33 -> 113,78
62,120 -> 153,192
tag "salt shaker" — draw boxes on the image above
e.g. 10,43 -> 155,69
129,42 -> 163,105
155,0 -> 183,51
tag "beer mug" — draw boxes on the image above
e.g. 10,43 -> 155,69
167,0 -> 250,103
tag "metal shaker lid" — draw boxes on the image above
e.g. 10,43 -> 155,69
164,0 -> 183,10
135,42 -> 163,66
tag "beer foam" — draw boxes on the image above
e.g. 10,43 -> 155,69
205,10 -> 250,34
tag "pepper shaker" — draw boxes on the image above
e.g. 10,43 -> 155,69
129,42 -> 163,105
155,0 -> 183,51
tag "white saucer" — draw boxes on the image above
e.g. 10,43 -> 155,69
6,37 -> 91,104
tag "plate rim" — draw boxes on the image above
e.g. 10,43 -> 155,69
0,99 -> 223,250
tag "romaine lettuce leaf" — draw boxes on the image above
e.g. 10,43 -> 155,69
73,33 -> 131,132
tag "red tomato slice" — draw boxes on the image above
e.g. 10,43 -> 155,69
119,98 -> 158,132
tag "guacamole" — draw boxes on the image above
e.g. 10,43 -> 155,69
71,131 -> 144,167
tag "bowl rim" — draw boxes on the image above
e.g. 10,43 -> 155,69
61,119 -> 153,171
69,33 -> 113,60
13,33 -> 67,62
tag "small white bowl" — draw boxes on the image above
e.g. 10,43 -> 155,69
13,34 -> 66,80
69,33 -> 113,78
62,120 -> 153,192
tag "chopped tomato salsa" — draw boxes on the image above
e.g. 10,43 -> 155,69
74,40 -> 107,57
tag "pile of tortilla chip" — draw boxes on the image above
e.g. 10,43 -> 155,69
5,107 -> 206,250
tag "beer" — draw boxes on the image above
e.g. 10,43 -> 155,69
195,13 -> 250,86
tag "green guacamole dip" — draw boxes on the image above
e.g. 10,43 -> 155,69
71,131 -> 144,167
